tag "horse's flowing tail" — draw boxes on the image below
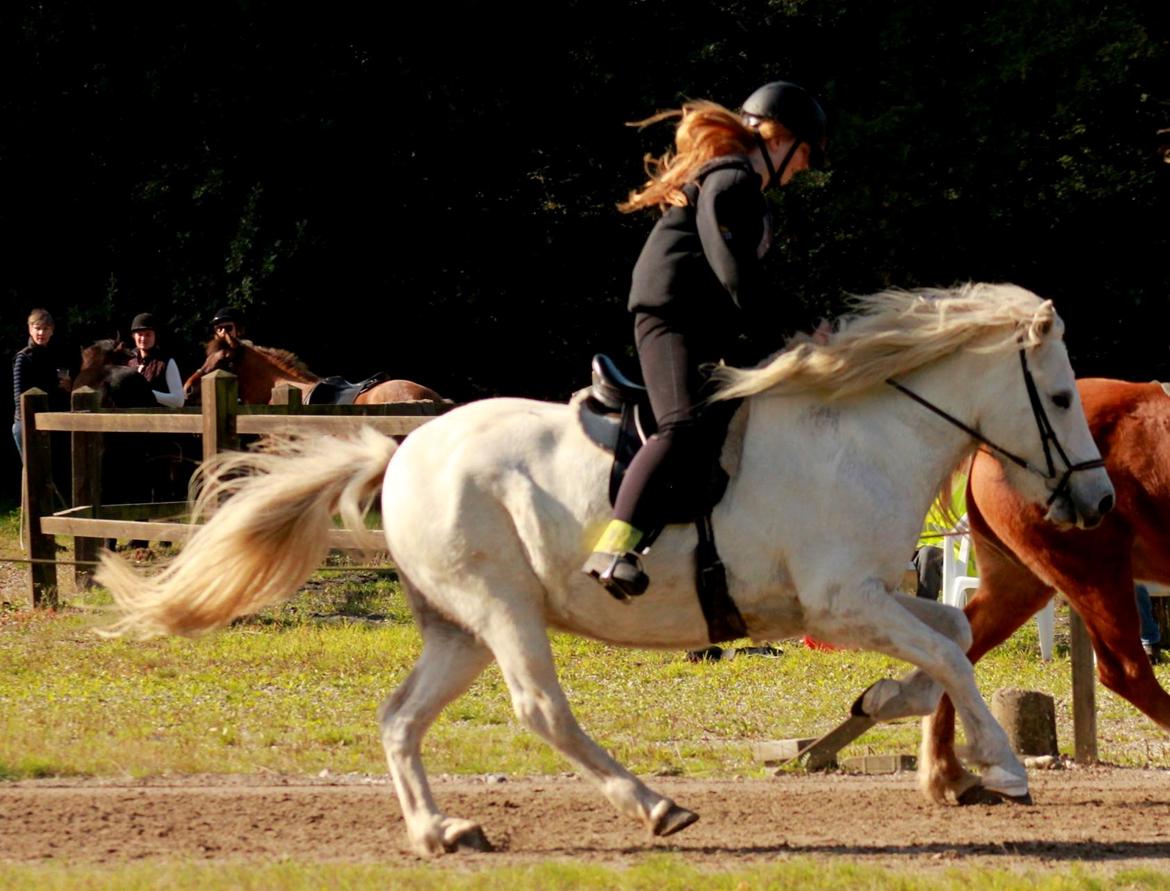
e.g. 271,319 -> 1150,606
97,427 -> 398,638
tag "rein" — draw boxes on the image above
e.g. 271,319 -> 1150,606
887,349 -> 1105,506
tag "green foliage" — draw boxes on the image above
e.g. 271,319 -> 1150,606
1,1 -> 1167,405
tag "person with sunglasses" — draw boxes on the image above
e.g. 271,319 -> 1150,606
583,79 -> 829,600
210,306 -> 246,341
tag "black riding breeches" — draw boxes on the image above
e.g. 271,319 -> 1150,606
612,312 -> 716,532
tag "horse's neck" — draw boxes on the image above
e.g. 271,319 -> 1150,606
243,348 -> 316,402
740,352 -> 984,541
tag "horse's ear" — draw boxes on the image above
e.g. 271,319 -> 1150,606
1031,300 -> 1055,341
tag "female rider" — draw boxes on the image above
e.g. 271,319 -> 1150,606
583,80 -> 828,600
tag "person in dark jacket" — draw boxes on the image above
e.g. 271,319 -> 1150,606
583,80 -> 828,600
12,308 -> 71,460
127,313 -> 185,408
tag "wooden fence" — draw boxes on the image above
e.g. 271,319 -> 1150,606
19,370 -> 449,608
13,373 -> 1154,764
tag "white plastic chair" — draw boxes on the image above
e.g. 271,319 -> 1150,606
939,514 -> 1055,660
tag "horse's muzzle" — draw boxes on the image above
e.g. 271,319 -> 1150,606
1045,474 -> 1115,530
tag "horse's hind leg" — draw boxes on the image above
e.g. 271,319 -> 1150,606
482,609 -> 698,839
378,597 -> 494,856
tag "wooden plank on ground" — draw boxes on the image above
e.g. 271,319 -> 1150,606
778,715 -> 878,772
840,754 -> 917,774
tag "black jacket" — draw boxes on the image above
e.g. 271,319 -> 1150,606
13,339 -> 69,420
627,155 -> 777,364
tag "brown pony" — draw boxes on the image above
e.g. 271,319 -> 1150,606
183,334 -> 446,405
921,378 -> 1170,803
73,339 -> 157,408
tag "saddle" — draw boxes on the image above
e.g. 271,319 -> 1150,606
585,354 -> 747,643
306,372 -> 392,406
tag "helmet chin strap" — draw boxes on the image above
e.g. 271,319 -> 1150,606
754,131 -> 802,191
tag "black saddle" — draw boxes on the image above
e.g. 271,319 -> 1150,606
585,354 -> 746,643
307,372 -> 392,406
588,354 -> 733,522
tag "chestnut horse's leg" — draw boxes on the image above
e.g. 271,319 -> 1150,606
920,530 -> 1054,804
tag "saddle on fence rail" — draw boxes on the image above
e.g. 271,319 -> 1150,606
306,372 -> 392,406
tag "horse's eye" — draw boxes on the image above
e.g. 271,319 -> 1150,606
1051,391 -> 1072,410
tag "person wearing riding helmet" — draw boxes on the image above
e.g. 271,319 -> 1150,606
210,306 -> 246,341
583,80 -> 828,600
128,313 -> 185,408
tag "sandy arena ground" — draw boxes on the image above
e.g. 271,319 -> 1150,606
3,767 -> 1170,874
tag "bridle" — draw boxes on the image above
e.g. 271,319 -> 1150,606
887,349 -> 1105,506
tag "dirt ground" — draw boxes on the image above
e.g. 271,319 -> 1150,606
3,767 -> 1170,874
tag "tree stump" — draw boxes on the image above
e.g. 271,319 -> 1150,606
991,688 -> 1058,756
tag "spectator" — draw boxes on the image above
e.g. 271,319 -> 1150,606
12,308 -> 71,460
1136,583 -> 1163,664
127,313 -> 185,407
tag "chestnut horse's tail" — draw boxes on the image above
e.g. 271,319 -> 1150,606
97,427 -> 397,638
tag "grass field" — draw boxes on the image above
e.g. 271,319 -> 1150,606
2,502 -> 1169,888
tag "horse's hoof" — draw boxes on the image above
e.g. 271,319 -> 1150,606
652,803 -> 700,837
956,784 -> 1005,806
446,825 -> 493,853
956,785 -> 1034,807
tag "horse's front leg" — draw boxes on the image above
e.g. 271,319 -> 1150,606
809,577 -> 1028,801
848,593 -> 972,722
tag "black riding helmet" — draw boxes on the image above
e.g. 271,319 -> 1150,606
741,80 -> 828,188
211,306 -> 243,328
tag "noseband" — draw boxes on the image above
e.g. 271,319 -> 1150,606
887,350 -> 1106,506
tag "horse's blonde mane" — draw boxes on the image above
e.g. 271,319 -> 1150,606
712,283 -> 1057,402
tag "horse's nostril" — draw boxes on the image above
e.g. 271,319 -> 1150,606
1097,493 -> 1114,517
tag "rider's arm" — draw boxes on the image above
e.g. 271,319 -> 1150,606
694,167 -> 768,313
152,358 -> 186,408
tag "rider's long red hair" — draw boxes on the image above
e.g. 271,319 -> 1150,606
619,100 -> 791,213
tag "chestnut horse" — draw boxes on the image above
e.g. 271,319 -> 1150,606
183,334 -> 445,405
920,378 -> 1170,803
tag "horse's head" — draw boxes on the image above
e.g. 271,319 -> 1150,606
74,338 -> 135,392
184,334 -> 243,403
971,292 -> 1114,529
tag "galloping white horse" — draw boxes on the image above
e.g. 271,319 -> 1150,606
99,283 -> 1114,856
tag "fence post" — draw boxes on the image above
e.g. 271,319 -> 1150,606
70,386 -> 102,590
21,389 -> 58,608
202,370 -> 238,462
1070,609 -> 1098,764
271,383 -> 303,412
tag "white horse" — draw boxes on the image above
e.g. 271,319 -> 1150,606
98,283 -> 1114,856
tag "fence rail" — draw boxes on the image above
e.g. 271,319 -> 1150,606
19,370 -> 447,607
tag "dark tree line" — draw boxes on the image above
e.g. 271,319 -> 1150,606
3,1 -> 1169,498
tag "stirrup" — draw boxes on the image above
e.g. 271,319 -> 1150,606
582,551 -> 650,601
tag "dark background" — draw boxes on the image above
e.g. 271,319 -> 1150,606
3,1 -> 1169,502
